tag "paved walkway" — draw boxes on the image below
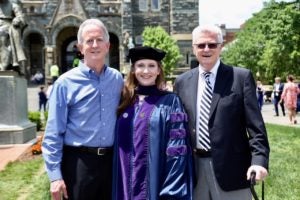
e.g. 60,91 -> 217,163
0,86 -> 299,171
0,144 -> 32,171
261,102 -> 300,128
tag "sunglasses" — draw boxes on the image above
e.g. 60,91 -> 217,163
193,43 -> 221,49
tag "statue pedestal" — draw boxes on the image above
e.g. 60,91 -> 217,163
0,71 -> 36,144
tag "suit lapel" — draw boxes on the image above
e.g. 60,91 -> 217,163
210,62 -> 231,118
186,68 -> 199,123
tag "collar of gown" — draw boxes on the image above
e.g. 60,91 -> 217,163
135,85 -> 164,96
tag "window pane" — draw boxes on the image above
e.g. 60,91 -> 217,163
139,0 -> 147,11
151,0 -> 160,10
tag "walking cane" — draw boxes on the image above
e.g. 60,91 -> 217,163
250,171 -> 265,200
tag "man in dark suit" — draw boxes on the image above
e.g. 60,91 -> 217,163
174,25 -> 270,200
273,77 -> 285,116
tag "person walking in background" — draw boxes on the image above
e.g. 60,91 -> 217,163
174,24 -> 270,200
72,51 -> 83,68
280,75 -> 300,124
256,80 -> 264,111
42,19 -> 124,200
38,86 -> 47,112
32,70 -> 44,84
50,63 -> 59,83
45,81 -> 53,110
46,81 -> 53,100
273,77 -> 285,116
297,82 -> 300,113
113,46 -> 193,200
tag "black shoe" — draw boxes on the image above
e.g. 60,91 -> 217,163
274,114 -> 279,117
283,113 -> 286,116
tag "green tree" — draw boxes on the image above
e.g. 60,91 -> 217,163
142,26 -> 182,78
222,0 -> 300,83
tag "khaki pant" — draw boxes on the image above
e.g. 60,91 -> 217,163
193,157 -> 252,200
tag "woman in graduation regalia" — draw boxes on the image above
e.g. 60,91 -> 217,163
112,46 -> 193,200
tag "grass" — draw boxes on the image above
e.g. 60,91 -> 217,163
24,170 -> 51,200
0,124 -> 299,199
0,156 -> 49,200
254,123 -> 300,200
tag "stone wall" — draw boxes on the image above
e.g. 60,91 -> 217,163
20,0 -> 199,75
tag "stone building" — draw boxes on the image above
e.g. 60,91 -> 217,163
20,0 -> 199,80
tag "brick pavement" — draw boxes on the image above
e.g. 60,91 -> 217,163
0,144 -> 32,171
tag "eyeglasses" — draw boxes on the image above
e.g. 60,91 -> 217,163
193,43 -> 221,49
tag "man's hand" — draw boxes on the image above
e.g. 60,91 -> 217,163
50,179 -> 68,200
247,165 -> 268,181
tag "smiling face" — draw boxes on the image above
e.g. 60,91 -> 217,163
77,24 -> 110,69
193,31 -> 222,71
133,59 -> 160,86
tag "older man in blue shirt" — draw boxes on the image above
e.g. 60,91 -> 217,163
42,19 -> 123,200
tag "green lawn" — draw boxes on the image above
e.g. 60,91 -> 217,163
0,156 -> 50,200
254,123 -> 300,200
0,124 -> 299,199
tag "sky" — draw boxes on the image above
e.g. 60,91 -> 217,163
199,0 -> 294,28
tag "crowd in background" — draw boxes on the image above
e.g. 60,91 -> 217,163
256,75 -> 300,124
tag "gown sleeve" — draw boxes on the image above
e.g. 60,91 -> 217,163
159,95 -> 194,200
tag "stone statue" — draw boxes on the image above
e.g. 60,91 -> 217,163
127,37 -> 134,49
0,0 -> 27,74
123,31 -> 135,62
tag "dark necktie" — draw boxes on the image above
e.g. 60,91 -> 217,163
198,72 -> 212,150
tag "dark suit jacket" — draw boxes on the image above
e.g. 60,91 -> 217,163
273,82 -> 284,100
174,62 -> 270,191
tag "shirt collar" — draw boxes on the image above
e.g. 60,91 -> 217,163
198,59 -> 220,77
78,61 -> 107,77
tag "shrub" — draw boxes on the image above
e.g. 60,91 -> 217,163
28,111 -> 42,131
44,111 -> 48,122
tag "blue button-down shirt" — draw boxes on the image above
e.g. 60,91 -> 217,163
42,62 -> 124,181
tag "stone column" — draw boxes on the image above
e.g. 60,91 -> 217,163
44,45 -> 56,82
121,0 -> 133,74
0,71 -> 36,144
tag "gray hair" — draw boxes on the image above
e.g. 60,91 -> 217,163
192,25 -> 224,44
77,19 -> 110,44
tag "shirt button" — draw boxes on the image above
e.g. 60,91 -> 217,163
102,137 -> 106,140
102,108 -> 105,111
103,122 -> 105,126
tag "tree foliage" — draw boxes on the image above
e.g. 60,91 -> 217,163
222,0 -> 300,83
142,26 -> 182,78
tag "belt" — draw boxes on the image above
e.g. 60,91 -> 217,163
193,148 -> 211,157
64,145 -> 113,156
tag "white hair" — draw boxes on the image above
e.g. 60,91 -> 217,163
77,18 -> 110,44
192,24 -> 224,44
